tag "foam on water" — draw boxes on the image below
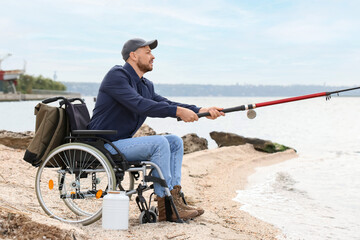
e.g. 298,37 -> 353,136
234,150 -> 360,240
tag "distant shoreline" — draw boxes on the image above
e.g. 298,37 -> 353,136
62,82 -> 360,97
0,93 -> 81,102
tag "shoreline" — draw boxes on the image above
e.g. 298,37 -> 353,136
0,143 -> 297,239
0,93 -> 81,102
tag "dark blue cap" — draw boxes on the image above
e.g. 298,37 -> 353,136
121,38 -> 158,61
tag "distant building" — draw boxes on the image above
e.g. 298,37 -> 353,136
0,54 -> 25,94
0,69 -> 24,93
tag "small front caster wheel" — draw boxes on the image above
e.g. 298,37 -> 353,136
139,210 -> 157,224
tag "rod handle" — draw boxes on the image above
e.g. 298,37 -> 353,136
177,105 -> 250,121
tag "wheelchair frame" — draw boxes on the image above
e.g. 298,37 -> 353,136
34,97 -> 184,225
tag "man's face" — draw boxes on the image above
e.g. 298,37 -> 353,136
134,46 -> 155,73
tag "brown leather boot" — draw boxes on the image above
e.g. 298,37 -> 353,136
157,195 -> 198,222
172,185 -> 205,217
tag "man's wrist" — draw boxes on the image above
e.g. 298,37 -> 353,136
176,106 -> 183,117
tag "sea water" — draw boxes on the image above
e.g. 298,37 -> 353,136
1,96 -> 359,239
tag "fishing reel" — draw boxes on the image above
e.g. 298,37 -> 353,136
247,109 -> 257,119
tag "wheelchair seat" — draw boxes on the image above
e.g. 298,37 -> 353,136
33,97 -> 184,225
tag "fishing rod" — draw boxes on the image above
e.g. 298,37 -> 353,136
179,86 -> 360,120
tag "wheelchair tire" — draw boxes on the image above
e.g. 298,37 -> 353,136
139,209 -> 157,224
35,143 -> 116,225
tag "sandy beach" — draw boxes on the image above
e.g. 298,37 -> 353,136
0,143 -> 297,240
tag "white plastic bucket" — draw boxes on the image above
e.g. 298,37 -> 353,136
102,191 -> 129,230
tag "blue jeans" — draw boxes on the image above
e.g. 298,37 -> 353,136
105,135 -> 183,197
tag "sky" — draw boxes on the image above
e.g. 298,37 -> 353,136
1,0 -> 360,86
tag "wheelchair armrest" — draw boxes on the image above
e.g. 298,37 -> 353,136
71,130 -> 117,135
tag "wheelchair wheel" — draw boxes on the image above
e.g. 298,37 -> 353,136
35,143 -> 116,225
139,210 -> 157,224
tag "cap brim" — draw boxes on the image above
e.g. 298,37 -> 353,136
142,39 -> 158,49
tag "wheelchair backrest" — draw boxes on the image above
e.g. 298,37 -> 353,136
41,96 -> 91,131
60,98 -> 91,131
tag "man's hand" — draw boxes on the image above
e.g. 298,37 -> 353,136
176,107 -> 199,122
199,107 -> 225,120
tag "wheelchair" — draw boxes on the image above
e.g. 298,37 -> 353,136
34,96 -> 185,225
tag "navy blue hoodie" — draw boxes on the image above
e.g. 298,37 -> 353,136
88,63 -> 200,141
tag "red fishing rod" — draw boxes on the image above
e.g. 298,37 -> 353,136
193,86 -> 360,120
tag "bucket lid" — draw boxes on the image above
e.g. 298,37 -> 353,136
108,191 -> 121,194
107,191 -> 127,195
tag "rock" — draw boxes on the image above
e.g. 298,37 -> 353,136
209,132 -> 247,147
210,131 -> 291,153
182,133 -> 208,154
133,124 -> 157,138
0,130 -> 34,149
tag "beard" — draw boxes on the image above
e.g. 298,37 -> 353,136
137,59 -> 153,73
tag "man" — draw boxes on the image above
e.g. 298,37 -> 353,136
88,38 -> 224,221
